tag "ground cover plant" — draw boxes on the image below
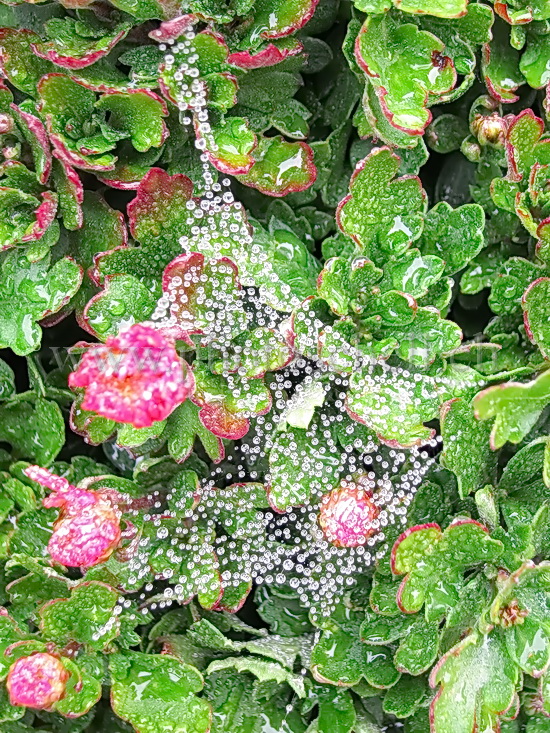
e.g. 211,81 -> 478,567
0,0 -> 549,731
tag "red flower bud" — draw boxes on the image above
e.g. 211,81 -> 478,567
69,322 -> 194,429
25,466 -> 122,568
319,479 -> 380,547
7,653 -> 69,710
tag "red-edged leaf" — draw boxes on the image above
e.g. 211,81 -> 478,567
10,104 -> 52,184
228,39 -> 303,69
236,136 -> 316,196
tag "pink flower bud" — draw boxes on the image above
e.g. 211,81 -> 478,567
25,465 -> 122,568
68,323 -> 194,429
319,480 -> 380,547
7,653 -> 69,710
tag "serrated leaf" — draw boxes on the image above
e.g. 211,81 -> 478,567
355,14 -> 456,134
441,396 -> 498,497
419,201 -> 485,275
336,147 -> 426,263
474,371 -> 550,449
110,651 -> 211,733
206,657 -> 305,697
39,581 -> 120,650
430,631 -> 519,733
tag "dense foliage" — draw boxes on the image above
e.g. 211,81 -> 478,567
0,0 -> 549,731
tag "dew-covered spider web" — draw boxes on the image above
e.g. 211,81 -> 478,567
113,21 -> 477,626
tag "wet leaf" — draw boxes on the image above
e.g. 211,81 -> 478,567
523,277 -> 550,359
392,519 -> 503,618
355,13 -> 456,135
0,398 -> 64,464
430,631 -> 519,733
336,147 -> 426,263
39,581 -> 120,650
110,651 -> 211,733
236,136 -> 316,197
419,201 -> 485,276
440,396 -> 498,497
206,657 -> 305,697
267,421 -> 341,511
474,370 -> 550,449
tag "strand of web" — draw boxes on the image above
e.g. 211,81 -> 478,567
128,25 -> 475,619
155,25 -> 481,397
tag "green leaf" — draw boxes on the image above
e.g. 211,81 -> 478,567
117,420 -> 166,448
474,370 -> 550,449
192,362 -> 270,441
95,90 -> 167,153
523,277 -> 550,359
426,113 -> 469,153
7,570 -> 69,623
255,585 -> 314,637
369,572 -> 402,616
240,0 -> 318,43
53,654 -> 103,718
482,19 -> 523,102
0,612 -> 24,678
206,116 -> 257,174
361,612 -> 416,646
95,167 -> 193,288
375,307 -> 463,367
164,400 -> 224,464
206,657 -> 305,697
488,257 -> 545,316
419,201 -> 485,276
394,617 -> 440,675
346,364 -> 440,447
490,562 -> 550,676
267,421 -> 341,511
0,399 -> 64,464
8,507 -> 56,559
392,519 -> 503,618
82,274 -> 157,340
37,73 -> 117,171
0,28 -> 54,96
236,136 -> 316,197
355,14 -> 457,134
440,396 -> 498,497
204,669 -> 306,733
520,30 -> 550,89
70,391 -> 117,445
0,251 -> 82,355
381,248 -> 444,299
0,360 -> 15,400
314,685 -> 357,733
499,437 -> 550,499
312,607 -> 400,689
39,581 -> 120,650
382,674 -> 428,718
429,631 -> 519,733
336,147 -> 426,263
0,187 -> 57,254
32,13 -> 130,66
110,651 -> 211,733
